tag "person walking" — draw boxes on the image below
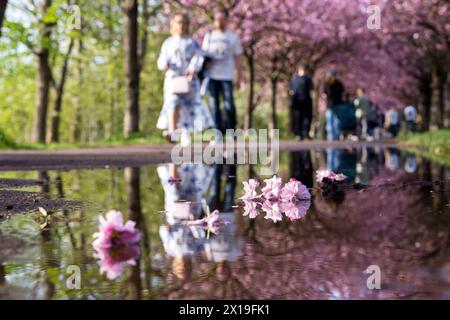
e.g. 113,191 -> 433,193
323,70 -> 344,141
202,9 -> 243,134
289,64 -> 314,140
354,87 -> 373,139
385,108 -> 400,138
156,13 -> 214,145
404,105 -> 417,133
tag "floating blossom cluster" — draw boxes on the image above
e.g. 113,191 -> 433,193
93,210 -> 141,280
240,176 -> 311,222
187,210 -> 230,235
315,170 -> 347,184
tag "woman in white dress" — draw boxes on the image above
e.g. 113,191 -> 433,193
157,13 -> 213,144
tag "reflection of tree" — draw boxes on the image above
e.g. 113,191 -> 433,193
124,167 -> 143,299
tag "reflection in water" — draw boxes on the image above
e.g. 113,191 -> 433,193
92,210 -> 140,280
0,147 -> 449,299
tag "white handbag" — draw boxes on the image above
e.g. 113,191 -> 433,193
170,76 -> 191,95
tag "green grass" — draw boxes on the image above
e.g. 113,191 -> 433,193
399,129 -> 450,166
0,132 -> 168,151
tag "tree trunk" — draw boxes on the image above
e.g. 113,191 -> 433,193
418,79 -> 432,131
123,0 -> 140,136
270,77 -> 278,134
71,38 -> 83,142
444,71 -> 450,128
125,167 -> 142,299
32,0 -> 53,144
430,65 -> 444,130
0,0 -> 7,38
50,39 -> 74,143
245,49 -> 255,130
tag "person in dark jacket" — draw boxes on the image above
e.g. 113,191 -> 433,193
289,64 -> 314,140
323,70 -> 344,141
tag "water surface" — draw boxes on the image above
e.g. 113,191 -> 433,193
0,147 -> 449,299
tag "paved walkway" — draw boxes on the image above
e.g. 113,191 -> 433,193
0,140 -> 399,171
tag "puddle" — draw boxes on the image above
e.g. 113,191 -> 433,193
0,147 -> 449,299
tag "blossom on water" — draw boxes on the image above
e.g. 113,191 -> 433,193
280,200 -> 311,221
261,175 -> 283,199
93,210 -> 141,280
240,176 -> 311,223
188,210 -> 229,234
280,178 -> 311,201
94,244 -> 140,280
240,179 -> 260,200
316,170 -> 347,183
261,200 -> 283,223
243,200 -> 260,219
93,210 -> 140,249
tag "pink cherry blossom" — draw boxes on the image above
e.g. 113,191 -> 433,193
92,210 -> 141,280
188,210 -> 229,234
243,200 -> 260,219
280,200 -> 311,221
280,178 -> 311,201
94,244 -> 140,280
316,170 -> 347,183
93,210 -> 140,250
261,200 -> 283,223
240,179 -> 260,200
261,176 -> 283,200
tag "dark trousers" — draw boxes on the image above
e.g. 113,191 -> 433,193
207,79 -> 236,133
208,164 -> 237,213
291,99 -> 312,138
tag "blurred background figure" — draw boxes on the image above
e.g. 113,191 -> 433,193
203,9 -> 243,134
354,87 -> 373,140
337,93 -> 357,140
404,154 -> 417,173
324,70 -> 345,141
404,105 -> 417,133
385,148 -> 401,171
289,64 -> 314,140
385,108 -> 400,138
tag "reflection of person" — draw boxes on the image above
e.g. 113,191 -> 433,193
326,148 -> 357,183
404,154 -> 417,173
290,151 -> 313,188
289,64 -> 313,140
323,70 -> 345,141
203,10 -> 243,133
158,163 -> 214,219
208,164 -> 236,213
385,148 -> 400,171
204,212 -> 242,263
157,13 -> 213,144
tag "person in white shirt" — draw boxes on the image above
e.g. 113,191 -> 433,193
403,105 -> 417,133
202,10 -> 243,133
